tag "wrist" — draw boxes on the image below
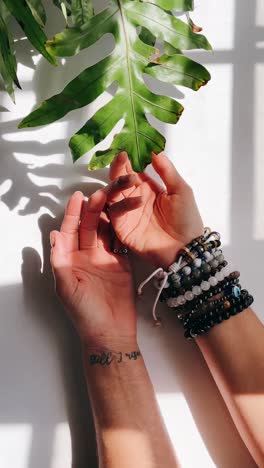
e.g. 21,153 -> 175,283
73,302 -> 138,347
158,231 -> 204,269
82,338 -> 144,392
81,334 -> 139,354
82,343 -> 151,433
154,241 -> 184,270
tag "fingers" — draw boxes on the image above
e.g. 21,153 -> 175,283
109,153 -> 142,201
110,152 -> 163,195
109,152 -> 134,180
79,189 -> 107,249
106,173 -> 140,203
151,152 -> 186,195
61,191 -> 84,234
60,191 -> 84,252
109,196 -> 143,217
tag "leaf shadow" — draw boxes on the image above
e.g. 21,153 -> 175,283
1,1 -> 259,467
20,188 -> 105,467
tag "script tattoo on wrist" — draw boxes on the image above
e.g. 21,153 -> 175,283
89,350 -> 141,366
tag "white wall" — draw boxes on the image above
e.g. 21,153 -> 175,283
0,1 -> 263,467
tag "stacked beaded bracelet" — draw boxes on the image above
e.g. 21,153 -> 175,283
137,228 -> 254,339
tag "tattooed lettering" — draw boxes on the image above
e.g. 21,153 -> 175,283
89,352 -> 114,366
117,352 -> 123,363
89,350 -> 141,366
125,351 -> 141,360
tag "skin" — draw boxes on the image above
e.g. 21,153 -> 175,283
50,186 -> 179,468
107,151 -> 204,268
50,188 -> 137,345
196,310 -> 264,466
108,151 -> 264,466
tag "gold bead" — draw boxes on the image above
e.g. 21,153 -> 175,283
224,300 -> 231,309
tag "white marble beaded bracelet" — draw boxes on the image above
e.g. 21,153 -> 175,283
137,229 -> 223,323
165,249 -> 229,308
166,264 -> 231,308
165,248 -> 225,287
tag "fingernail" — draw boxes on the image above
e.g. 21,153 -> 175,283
50,232 -> 56,248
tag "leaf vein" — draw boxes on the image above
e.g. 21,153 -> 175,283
133,91 -> 180,114
151,63 -> 205,84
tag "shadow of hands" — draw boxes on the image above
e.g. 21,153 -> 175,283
21,212 -> 98,468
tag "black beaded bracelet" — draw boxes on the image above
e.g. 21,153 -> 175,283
175,274 -> 241,317
161,268 -> 240,310
166,232 -> 254,336
181,286 -> 246,324
183,292 -> 254,339
137,228 -> 254,335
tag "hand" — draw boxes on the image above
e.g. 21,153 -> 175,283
50,189 -> 138,346
107,152 -> 204,269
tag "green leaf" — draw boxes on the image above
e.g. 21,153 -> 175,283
61,2 -> 69,24
146,54 -> 211,91
25,0 -> 46,27
139,27 -> 156,47
3,0 -> 57,65
163,42 -> 182,55
0,3 -> 19,101
53,0 -> 71,19
139,27 -> 181,56
19,52 -> 120,127
142,0 -> 194,11
70,92 -> 127,161
0,1 -> 11,22
71,0 -> 94,28
19,0 -> 211,172
0,52 -> 15,101
0,11 -> 20,99
46,5 -> 118,57
125,2 -> 212,51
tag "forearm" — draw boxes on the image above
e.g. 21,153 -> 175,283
196,308 -> 264,465
83,338 -> 178,468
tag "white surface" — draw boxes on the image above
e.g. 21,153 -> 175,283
0,1 -> 263,467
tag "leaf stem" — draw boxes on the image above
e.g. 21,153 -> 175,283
117,0 -> 141,169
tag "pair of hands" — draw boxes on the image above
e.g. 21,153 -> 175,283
50,152 -> 203,347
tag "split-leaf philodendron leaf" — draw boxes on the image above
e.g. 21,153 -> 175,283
1,0 -> 211,172
2,0 -> 56,65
